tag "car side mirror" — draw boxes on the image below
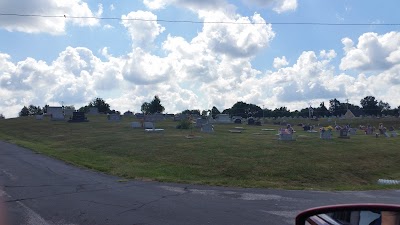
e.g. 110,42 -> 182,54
295,204 -> 400,225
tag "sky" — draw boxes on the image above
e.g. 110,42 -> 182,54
1,0 -> 400,118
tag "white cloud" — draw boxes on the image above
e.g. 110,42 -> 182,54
273,56 -> 289,69
0,0 -> 102,35
103,24 -> 114,30
143,0 -> 231,11
110,4 -> 115,11
340,32 -> 400,71
122,48 -> 171,85
121,11 -> 165,48
243,0 -> 298,13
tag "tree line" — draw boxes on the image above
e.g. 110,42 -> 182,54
18,95 -> 399,118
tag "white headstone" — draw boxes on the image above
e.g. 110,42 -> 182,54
144,122 -> 155,129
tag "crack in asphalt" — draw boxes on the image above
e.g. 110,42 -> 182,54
117,185 -> 191,215
81,200 -> 134,208
4,183 -> 143,203
4,182 -> 103,188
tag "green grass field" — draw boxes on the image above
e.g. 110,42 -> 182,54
1,115 -> 400,190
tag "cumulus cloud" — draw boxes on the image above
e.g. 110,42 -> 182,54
340,32 -> 400,71
0,0 -> 102,35
0,47 -> 127,117
143,0 -> 232,11
122,48 -> 171,85
273,56 -> 289,69
121,11 -> 165,48
243,0 -> 298,13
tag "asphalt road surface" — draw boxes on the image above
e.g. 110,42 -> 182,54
1,141 -> 399,225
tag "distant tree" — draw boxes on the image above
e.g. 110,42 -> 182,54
378,100 -> 391,115
88,97 -> 111,113
360,96 -> 380,116
19,106 -> 29,117
78,106 -> 90,113
329,99 -> 347,116
315,102 -> 330,117
28,105 -> 42,115
272,107 -> 291,118
181,109 -> 200,115
0,114 -> 5,119
64,105 -> 75,110
149,96 -> 165,114
229,101 -> 262,118
141,96 -> 165,114
141,102 -> 151,114
43,104 -> 49,113
211,106 -> 220,119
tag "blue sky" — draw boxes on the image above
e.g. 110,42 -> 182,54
1,0 -> 400,117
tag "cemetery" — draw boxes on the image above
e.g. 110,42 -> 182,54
0,114 -> 400,191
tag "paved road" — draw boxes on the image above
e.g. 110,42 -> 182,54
0,141 -> 399,225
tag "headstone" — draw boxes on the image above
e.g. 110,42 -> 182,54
320,130 -> 332,139
108,114 -> 121,121
47,107 -> 64,121
68,112 -> 88,122
144,122 -> 155,129
131,122 -> 141,128
35,114 -> 44,120
277,127 -> 295,141
196,118 -> 208,128
234,118 -> 242,124
201,123 -> 214,133
339,128 -> 350,139
247,117 -> 255,125
215,114 -> 231,123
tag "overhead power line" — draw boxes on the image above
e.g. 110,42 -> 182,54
1,13 -> 400,26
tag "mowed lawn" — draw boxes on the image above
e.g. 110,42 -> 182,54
1,115 -> 400,190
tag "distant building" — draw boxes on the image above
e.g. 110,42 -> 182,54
344,109 -> 365,119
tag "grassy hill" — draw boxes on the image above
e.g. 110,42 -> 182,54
0,115 -> 399,190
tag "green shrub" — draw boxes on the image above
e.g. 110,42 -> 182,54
176,119 -> 192,129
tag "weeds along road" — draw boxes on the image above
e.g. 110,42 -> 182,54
1,141 -> 399,225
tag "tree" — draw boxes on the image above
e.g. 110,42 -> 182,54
360,96 -> 380,116
0,114 -> 5,119
211,106 -> 220,119
19,106 -> 29,117
149,95 -> 165,114
329,99 -> 345,116
28,105 -> 42,115
141,96 -> 165,114
272,107 -> 291,117
227,101 -> 262,118
141,102 -> 151,114
315,102 -> 330,117
181,109 -> 200,115
88,97 -> 111,113
378,100 -> 391,115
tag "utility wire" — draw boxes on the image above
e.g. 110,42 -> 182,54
1,13 -> 399,26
